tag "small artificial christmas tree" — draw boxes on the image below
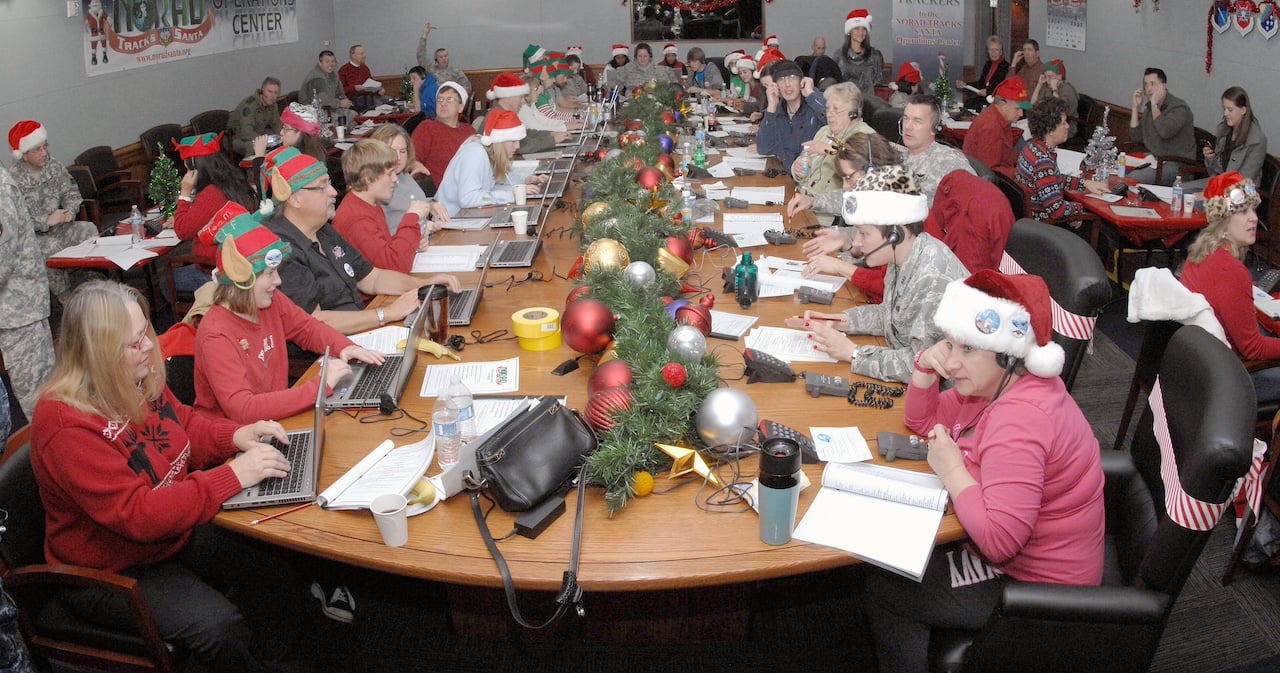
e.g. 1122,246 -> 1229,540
399,66 -> 413,102
932,53 -> 955,111
1081,106 -> 1119,177
147,143 -> 181,218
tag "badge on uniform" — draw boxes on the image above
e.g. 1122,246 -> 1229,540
332,245 -> 346,259
344,263 -> 355,277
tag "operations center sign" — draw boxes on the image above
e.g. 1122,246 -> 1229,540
82,0 -> 298,75
890,0 -> 965,84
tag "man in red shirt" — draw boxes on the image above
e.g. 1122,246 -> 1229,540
338,45 -> 384,111
963,78 -> 1030,174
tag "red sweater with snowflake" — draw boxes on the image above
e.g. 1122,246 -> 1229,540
31,389 -> 243,572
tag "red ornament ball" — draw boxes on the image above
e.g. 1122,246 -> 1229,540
661,362 -> 688,387
688,227 -> 707,250
674,302 -> 713,337
584,386 -> 633,432
636,166 -> 665,191
564,284 -> 593,308
562,298 -> 616,354
699,294 -> 715,309
655,153 -> 675,174
588,359 -> 634,397
664,235 -> 694,264
661,110 -> 677,125
624,118 -> 644,131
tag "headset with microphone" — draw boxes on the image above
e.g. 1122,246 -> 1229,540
851,224 -> 904,268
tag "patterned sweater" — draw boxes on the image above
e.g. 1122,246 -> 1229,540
1016,137 -> 1082,220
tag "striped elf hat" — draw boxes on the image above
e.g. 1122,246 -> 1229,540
172,132 -> 223,160
213,208 -> 292,288
262,146 -> 327,202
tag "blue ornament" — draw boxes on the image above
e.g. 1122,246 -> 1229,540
665,299 -> 692,320
659,134 -> 675,154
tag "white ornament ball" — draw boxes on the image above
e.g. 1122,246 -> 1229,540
667,324 -> 707,360
695,388 -> 759,447
624,261 -> 656,286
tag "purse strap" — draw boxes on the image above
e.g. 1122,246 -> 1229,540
468,464 -> 586,629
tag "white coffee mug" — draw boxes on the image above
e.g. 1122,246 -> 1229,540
513,184 -> 528,206
511,209 -> 529,236
370,493 -> 409,547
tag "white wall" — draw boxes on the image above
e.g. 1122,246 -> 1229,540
0,0 -> 336,162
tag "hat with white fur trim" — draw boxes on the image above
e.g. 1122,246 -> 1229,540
933,270 -> 1065,378
845,9 -> 872,34
664,43 -> 678,55
9,120 -> 46,160
487,72 -> 531,101
612,43 -> 629,58
481,109 -> 526,146
437,81 -> 469,107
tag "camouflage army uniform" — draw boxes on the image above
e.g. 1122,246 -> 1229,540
901,141 -> 975,208
841,233 -> 969,383
9,157 -> 97,300
417,36 -> 473,93
0,169 -> 54,418
228,91 -> 282,158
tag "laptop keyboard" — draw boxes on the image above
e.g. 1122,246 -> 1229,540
495,240 -> 536,265
347,355 -> 403,400
449,289 -> 477,324
259,431 -> 313,496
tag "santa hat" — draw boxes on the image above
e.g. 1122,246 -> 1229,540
763,34 -> 779,48
845,9 -> 872,34
725,49 -> 746,68
841,166 -> 927,226
523,44 -> 546,70
933,270 -> 1065,378
755,48 -> 786,79
8,120 -> 46,160
612,43 -> 629,58
1202,171 -> 1260,223
481,109 -> 526,146
172,132 -> 223,160
895,62 -> 921,84
664,43 -> 678,55
438,80 -> 469,107
213,209 -> 292,288
487,72 -> 531,101
262,146 -> 327,202
736,55 -> 756,73
1045,59 -> 1066,78
566,45 -> 584,57
991,77 -> 1031,109
281,103 -> 322,136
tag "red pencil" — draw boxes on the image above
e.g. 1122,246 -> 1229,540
249,501 -> 314,526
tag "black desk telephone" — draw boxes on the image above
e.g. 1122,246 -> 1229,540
743,349 -> 797,383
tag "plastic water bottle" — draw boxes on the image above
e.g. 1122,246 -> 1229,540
1117,153 -> 1127,179
681,187 -> 695,223
129,204 -> 143,240
445,376 -> 477,444
1171,175 -> 1184,209
432,395 -> 461,472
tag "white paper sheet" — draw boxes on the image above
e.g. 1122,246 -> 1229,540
420,358 -> 521,396
743,326 -> 837,363
1109,205 -> 1161,219
730,185 -> 786,205
810,426 -> 873,463
709,310 -> 758,339
412,244 -> 485,273
349,325 -> 409,354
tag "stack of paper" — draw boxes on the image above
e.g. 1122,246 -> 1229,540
730,185 -> 786,205
52,235 -> 161,270
348,325 -> 409,354
742,326 -> 837,363
754,255 -> 847,296
723,213 -> 783,247
360,78 -> 383,92
412,244 -> 486,273
709,310 -> 758,340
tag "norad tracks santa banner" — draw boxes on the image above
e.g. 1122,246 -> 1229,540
890,0 -> 965,86
82,0 -> 298,76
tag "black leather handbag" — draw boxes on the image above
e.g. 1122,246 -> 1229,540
467,396 -> 596,512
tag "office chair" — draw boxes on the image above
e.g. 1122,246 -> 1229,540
138,123 -> 184,168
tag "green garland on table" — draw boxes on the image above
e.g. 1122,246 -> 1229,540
573,83 -> 720,513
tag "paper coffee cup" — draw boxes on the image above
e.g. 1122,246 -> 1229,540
370,493 -> 409,547
336,126 -> 346,141
1183,193 -> 1196,216
513,184 -> 528,206
511,209 -> 529,235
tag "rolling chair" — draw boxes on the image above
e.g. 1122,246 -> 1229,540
929,325 -> 1257,673
73,145 -> 143,215
67,163 -> 144,234
138,123 -> 184,169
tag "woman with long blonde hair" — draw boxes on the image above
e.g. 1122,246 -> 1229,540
435,109 -> 543,216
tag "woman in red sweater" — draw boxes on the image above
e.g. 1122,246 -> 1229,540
31,280 -> 309,672
1180,170 -> 1280,401
194,206 -> 383,422
333,139 -> 431,273
169,132 -> 261,292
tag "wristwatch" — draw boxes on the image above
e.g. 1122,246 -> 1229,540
375,307 -> 386,325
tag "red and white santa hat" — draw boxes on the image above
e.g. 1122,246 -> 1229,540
663,43 -> 678,55
895,62 -> 922,85
736,55 -> 756,73
933,270 -> 1066,378
438,81 -> 469,107
9,120 -> 46,160
481,109 -> 526,146
755,48 -> 786,79
724,49 -> 746,69
487,72 -> 531,101
845,9 -> 872,34
565,45 -> 584,57
612,43 -> 629,58
763,34 -> 780,48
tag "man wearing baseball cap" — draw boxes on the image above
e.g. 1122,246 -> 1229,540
963,78 -> 1031,173
756,58 -> 826,168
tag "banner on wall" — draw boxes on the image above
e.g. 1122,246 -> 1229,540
890,0 -> 964,84
1046,0 -> 1087,51
82,0 -> 298,76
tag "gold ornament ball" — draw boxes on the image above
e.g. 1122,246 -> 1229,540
632,471 -> 655,497
583,238 -> 631,274
581,202 -> 610,226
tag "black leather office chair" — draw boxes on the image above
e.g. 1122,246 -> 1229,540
0,432 -> 181,672
966,155 -> 996,184
999,219 -> 1112,390
188,109 -> 229,136
73,145 -> 142,214
138,123 -> 184,168
67,163 -> 143,234
929,326 -> 1257,673
869,106 -> 903,145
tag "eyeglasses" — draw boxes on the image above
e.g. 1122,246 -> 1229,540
774,75 -> 800,84
125,324 -> 151,351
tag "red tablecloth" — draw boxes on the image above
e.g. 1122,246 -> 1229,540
1065,187 -> 1205,247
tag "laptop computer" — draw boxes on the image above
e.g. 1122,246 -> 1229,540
483,204 -> 542,228
449,237 -> 496,326
327,302 -> 427,411
488,204 -> 549,268
223,353 -> 329,509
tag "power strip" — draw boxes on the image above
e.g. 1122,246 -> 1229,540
514,495 -> 566,539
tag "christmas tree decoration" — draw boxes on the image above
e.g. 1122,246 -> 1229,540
699,294 -> 715,309
624,118 -> 645,131
147,144 -> 181,218
581,201 -> 611,226
632,470 -> 655,497
656,247 -> 690,278
565,283 -> 594,307
661,362 -> 687,387
655,443 -> 722,486
562,298 -> 616,354
695,388 -> 759,447
667,324 -> 707,359
399,67 -> 414,102
585,386 -> 633,432
932,52 -> 955,112
658,133 -> 675,154
636,166 -> 665,190
624,260 -> 657,286
674,302 -> 712,337
583,238 -> 631,273
1081,106 -> 1119,177
588,358 -> 634,396
663,235 -> 694,264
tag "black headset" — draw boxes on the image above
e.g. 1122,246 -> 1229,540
884,224 -> 904,245
994,352 -> 1020,372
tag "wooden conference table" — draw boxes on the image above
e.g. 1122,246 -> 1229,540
213,151 -> 965,633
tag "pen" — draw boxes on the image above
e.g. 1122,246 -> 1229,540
250,501 -> 314,525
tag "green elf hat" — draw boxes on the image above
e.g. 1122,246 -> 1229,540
261,146 -> 327,202
523,44 -> 546,71
213,208 -> 292,288
172,132 -> 223,160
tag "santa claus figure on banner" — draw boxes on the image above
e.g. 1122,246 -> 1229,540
86,0 -> 107,66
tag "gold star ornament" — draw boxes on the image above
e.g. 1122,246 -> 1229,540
654,443 -> 722,487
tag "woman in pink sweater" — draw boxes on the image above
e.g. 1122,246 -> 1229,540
864,270 -> 1105,673
32,280 -> 309,672
194,206 -> 383,422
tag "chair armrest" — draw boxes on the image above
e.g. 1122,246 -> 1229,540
1000,582 -> 1169,624
77,198 -> 101,227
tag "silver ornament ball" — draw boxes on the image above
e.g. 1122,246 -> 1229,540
695,388 -> 759,447
624,261 -> 656,286
667,324 -> 707,360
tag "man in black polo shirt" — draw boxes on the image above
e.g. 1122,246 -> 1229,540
261,147 -> 460,335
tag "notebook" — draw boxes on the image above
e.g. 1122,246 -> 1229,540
488,203 -> 549,268
223,353 -> 329,509
327,301 -> 427,411
449,237 -> 496,326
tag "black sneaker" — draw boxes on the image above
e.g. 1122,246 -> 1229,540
310,582 -> 355,623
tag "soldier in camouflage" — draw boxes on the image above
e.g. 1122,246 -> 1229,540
897,95 -> 974,207
8,120 -> 98,301
0,167 -> 55,419
418,23 -> 473,93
